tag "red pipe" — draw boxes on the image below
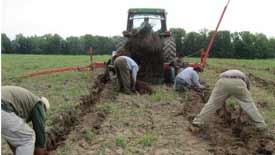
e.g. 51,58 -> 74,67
201,0 -> 230,65
16,66 -> 91,78
16,62 -> 106,78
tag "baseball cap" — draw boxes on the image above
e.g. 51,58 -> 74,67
40,97 -> 50,111
112,51 -> 118,57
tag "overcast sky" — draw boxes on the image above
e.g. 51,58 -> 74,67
2,0 -> 275,39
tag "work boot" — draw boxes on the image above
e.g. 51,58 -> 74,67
188,123 -> 202,134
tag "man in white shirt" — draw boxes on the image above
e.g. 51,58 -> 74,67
114,56 -> 139,94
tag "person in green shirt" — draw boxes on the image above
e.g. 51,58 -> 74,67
1,86 -> 50,155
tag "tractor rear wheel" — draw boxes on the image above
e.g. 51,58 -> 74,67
162,37 -> 176,62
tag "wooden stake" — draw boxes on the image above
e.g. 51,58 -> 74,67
89,47 -> 93,70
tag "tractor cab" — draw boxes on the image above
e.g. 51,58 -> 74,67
123,8 -> 170,37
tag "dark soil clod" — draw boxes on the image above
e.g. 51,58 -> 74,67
46,72 -> 109,151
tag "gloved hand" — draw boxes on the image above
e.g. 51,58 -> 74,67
34,147 -> 48,155
107,64 -> 115,69
200,85 -> 206,89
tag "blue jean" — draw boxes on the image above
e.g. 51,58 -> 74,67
174,78 -> 190,91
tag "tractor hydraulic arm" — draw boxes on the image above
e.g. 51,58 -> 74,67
201,0 -> 230,66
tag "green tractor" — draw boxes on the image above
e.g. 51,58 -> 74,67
116,8 -> 176,83
117,8 -> 176,62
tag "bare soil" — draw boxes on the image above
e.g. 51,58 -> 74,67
182,91 -> 275,155
2,67 -> 274,155
47,72 -> 275,155
52,85 -> 213,155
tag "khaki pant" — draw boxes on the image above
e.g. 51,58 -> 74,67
114,57 -> 132,94
193,78 -> 266,128
1,110 -> 35,155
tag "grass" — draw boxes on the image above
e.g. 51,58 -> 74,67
138,133 -> 155,147
115,136 -> 127,148
97,102 -> 120,114
56,142 -> 74,155
81,129 -> 94,142
150,86 -> 179,102
1,54 -> 110,123
2,54 -> 275,133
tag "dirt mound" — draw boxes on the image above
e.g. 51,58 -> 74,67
248,73 -> 275,87
182,91 -> 275,155
135,80 -> 154,95
46,72 -> 109,151
124,27 -> 164,83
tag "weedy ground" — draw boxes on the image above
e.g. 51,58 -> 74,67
1,54 -> 275,155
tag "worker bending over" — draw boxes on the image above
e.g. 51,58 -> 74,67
114,56 -> 139,94
192,70 -> 266,129
1,86 -> 50,155
174,66 -> 205,91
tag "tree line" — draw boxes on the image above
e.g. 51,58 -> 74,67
171,28 -> 275,59
1,33 -> 121,55
2,28 -> 275,58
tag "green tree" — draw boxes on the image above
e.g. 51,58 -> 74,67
65,36 -> 82,55
40,34 -> 64,54
210,31 -> 233,58
1,33 -> 12,53
171,28 -> 186,54
232,31 -> 255,59
182,32 -> 202,56
267,38 -> 275,57
254,33 -> 269,58
12,34 -> 32,54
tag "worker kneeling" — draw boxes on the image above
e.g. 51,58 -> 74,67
114,56 -> 139,94
1,86 -> 50,155
192,70 -> 266,129
174,66 -> 205,91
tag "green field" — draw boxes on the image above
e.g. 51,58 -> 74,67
2,54 -> 110,123
2,54 -> 275,122
1,54 -> 275,154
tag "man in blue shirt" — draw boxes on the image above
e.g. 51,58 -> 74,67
174,66 -> 205,91
114,56 -> 139,94
164,53 -> 187,85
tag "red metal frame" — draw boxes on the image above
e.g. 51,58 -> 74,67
16,48 -> 106,78
200,0 -> 230,66
189,0 -> 230,68
16,66 -> 92,78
